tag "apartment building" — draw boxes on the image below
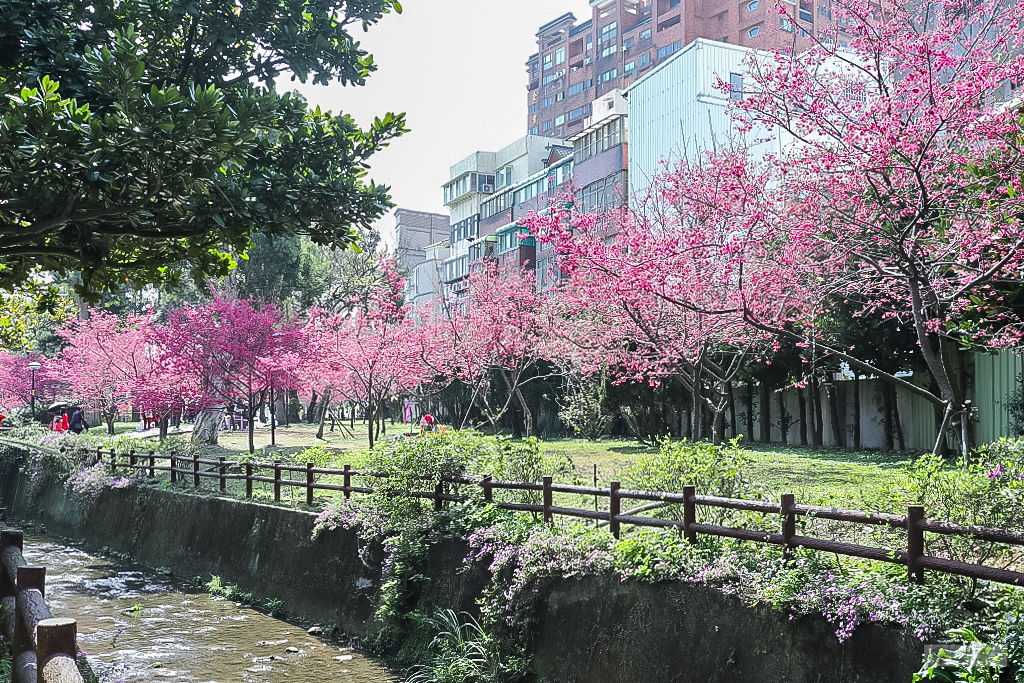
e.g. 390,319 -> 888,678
440,135 -> 566,295
527,0 -> 851,138
626,38 -> 781,194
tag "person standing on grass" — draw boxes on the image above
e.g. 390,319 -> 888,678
419,413 -> 436,436
69,407 -> 88,434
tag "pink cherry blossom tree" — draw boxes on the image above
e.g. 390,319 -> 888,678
155,297 -> 303,451
303,261 -> 425,448
436,261 -> 556,437
57,311 -> 155,434
728,0 -> 1024,453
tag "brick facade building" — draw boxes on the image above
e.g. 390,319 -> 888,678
527,0 -> 846,138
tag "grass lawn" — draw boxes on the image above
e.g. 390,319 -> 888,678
126,420 -> 915,503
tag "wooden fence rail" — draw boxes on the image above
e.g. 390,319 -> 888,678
0,529 -> 84,683
92,447 -> 1024,589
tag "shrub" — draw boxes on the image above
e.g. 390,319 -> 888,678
620,437 -> 767,527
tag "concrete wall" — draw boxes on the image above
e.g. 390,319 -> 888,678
4,471 -> 923,682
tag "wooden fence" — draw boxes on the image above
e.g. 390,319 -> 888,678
96,448 -> 1024,589
0,529 -> 84,683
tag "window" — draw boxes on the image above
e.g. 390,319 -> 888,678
528,103 -> 539,114
529,126 -> 539,135
624,60 -> 636,72
555,47 -> 566,65
748,1 -> 759,9
543,53 -> 552,69
568,106 -> 584,120
640,28 -> 652,41
671,0 -> 681,6
637,52 -> 651,67
557,91 -> 565,102
780,17 -> 794,31
573,116 -> 626,164
729,73 -> 744,100
748,25 -> 760,36
447,215 -> 479,244
657,41 -> 682,59
599,68 -> 617,82
799,6 -> 813,21
542,120 -> 553,131
659,14 -> 681,29
586,33 -> 593,51
600,21 -> 618,42
600,43 -> 617,58
555,114 -> 565,126
541,96 -> 553,108
542,73 -> 559,85
718,10 -> 725,21
623,36 -> 635,49
568,80 -> 589,97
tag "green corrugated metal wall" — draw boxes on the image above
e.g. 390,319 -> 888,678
974,350 -> 1024,444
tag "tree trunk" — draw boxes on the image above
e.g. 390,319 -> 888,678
367,403 -> 375,449
248,393 -> 256,453
852,375 -> 861,451
809,376 -> 824,448
797,387 -> 808,446
516,387 -> 533,438
777,392 -> 788,445
892,385 -> 906,451
316,390 -> 331,440
693,383 -> 703,441
192,408 -> 222,445
713,403 -> 725,445
106,411 -> 115,436
827,382 -> 845,449
307,392 -> 319,424
759,382 -> 771,443
159,416 -> 168,441
744,383 -> 754,441
726,381 -> 737,439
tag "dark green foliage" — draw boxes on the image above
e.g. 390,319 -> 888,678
0,0 -> 406,296
1005,376 -> 1024,437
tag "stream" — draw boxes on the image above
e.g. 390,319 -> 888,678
21,535 -> 404,683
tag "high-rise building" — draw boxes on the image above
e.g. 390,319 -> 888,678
527,0 -> 843,138
394,209 -> 449,272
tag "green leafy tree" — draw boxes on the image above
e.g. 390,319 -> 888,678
0,0 -> 407,296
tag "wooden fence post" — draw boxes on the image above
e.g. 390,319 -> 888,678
36,617 -> 77,680
482,475 -> 493,503
128,450 -> 136,473
542,476 -> 553,524
245,463 -> 253,499
343,464 -> 351,500
274,461 -> 281,502
170,454 -> 176,484
219,457 -> 226,492
109,450 -> 116,475
95,447 -> 102,465
15,565 -> 45,656
148,451 -> 155,478
781,493 -> 796,561
609,481 -> 621,539
192,453 -> 200,488
434,481 -> 444,512
907,505 -> 925,585
683,486 -> 696,544
306,463 -> 314,506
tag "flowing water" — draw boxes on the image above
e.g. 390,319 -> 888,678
21,535 -> 404,683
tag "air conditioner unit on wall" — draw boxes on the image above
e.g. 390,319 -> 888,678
481,184 -> 494,194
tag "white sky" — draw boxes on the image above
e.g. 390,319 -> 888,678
293,0 -> 593,248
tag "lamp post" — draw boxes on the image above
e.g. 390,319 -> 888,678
27,361 -> 41,420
